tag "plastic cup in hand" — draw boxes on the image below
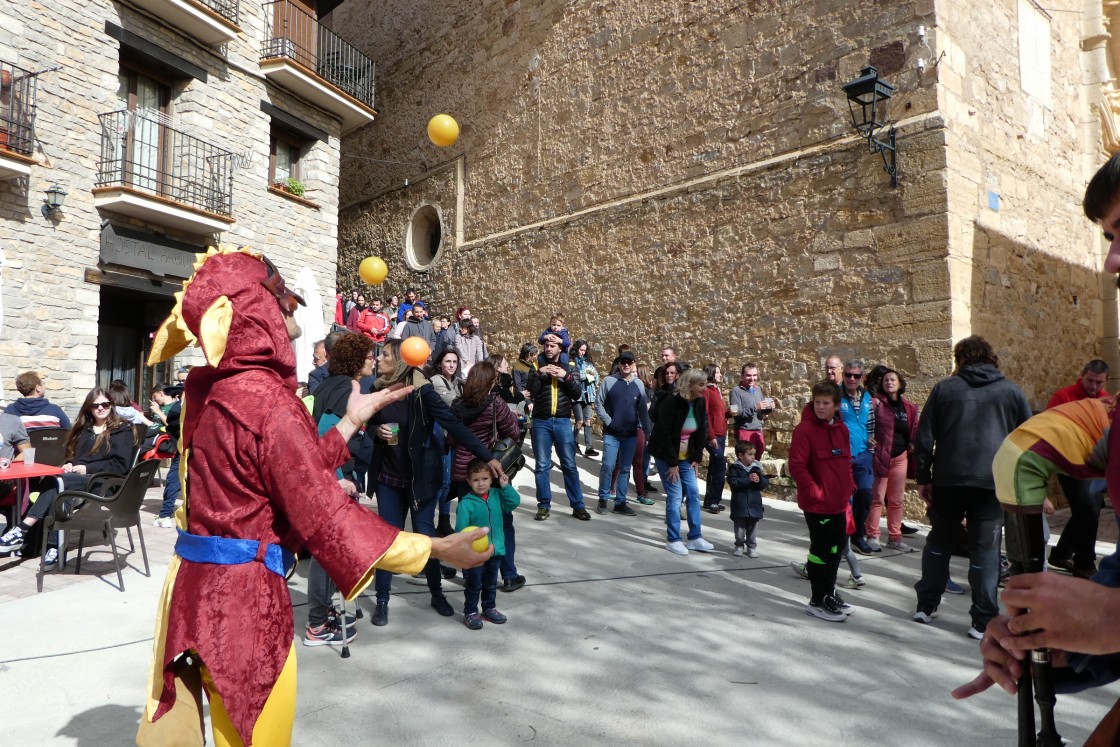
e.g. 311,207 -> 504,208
23,448 -> 35,465
386,424 -> 400,446
730,404 -> 740,415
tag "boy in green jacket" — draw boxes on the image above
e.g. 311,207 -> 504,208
457,458 -> 521,629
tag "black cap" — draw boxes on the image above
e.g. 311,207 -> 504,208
162,384 -> 184,398
619,351 -> 636,363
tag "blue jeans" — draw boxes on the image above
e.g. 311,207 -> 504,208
158,455 -> 181,519
532,417 -> 585,510
463,555 -> 501,614
437,449 -> 454,518
598,433 -> 637,504
851,450 -> 874,540
373,480 -> 442,603
655,457 -> 702,543
914,485 -> 1003,628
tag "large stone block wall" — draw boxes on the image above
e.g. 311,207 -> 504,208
341,124 -> 953,456
0,0 -> 350,410
334,0 -> 938,220
936,0 -> 1103,407
334,0 -> 1109,463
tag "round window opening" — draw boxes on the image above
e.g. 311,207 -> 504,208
404,203 -> 443,271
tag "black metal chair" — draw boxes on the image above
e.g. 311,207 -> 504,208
29,427 -> 68,466
37,459 -> 159,592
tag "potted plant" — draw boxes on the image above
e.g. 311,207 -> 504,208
273,178 -> 305,197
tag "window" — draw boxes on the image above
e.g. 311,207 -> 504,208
114,64 -> 172,195
404,203 -> 444,270
269,128 -> 303,186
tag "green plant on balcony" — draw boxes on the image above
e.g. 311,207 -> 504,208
273,177 -> 306,197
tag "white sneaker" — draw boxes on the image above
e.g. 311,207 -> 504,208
791,561 -> 809,579
967,626 -> 984,641
153,516 -> 176,529
887,539 -> 914,553
746,548 -> 759,559
685,537 -> 714,553
830,592 -> 854,615
732,547 -> 744,557
665,540 -> 689,556
41,547 -> 59,569
805,597 -> 846,622
913,607 -> 939,624
845,574 -> 867,589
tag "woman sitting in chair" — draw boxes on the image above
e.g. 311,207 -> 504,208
0,387 -> 133,567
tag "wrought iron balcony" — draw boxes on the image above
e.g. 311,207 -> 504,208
0,60 -> 37,180
127,0 -> 241,46
260,0 -> 376,132
94,109 -> 236,233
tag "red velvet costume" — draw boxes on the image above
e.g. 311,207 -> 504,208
141,247 -> 430,744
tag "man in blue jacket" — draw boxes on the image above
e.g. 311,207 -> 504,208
5,372 -> 70,430
593,351 -> 652,516
836,358 -> 877,555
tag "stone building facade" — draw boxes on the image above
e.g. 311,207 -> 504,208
333,0 -> 1114,457
0,0 -> 374,410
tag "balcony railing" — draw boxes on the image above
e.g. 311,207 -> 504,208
198,0 -> 239,24
0,60 -> 36,158
261,0 -> 375,109
96,109 -> 235,218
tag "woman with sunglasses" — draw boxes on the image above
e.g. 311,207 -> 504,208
0,387 -> 134,565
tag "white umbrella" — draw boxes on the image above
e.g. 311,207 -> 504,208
292,266 -> 326,383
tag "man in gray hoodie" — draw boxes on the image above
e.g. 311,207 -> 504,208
912,335 -> 1032,640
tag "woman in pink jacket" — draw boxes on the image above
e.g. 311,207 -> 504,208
866,368 -> 919,553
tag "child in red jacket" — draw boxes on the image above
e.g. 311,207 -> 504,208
789,381 -> 857,622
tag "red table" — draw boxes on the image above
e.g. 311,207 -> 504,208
1,462 -> 64,527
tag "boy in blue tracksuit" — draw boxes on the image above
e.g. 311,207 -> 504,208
456,458 -> 521,629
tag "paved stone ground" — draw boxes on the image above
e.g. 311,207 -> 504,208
1,448 -> 1118,745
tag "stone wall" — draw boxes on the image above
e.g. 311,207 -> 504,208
0,0 -> 349,410
335,0 -> 1110,432
937,0 -> 1104,408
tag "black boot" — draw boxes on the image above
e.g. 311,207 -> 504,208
431,593 -> 454,617
371,601 -> 388,626
436,513 -> 454,538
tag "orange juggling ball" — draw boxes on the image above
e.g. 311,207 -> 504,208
400,336 -> 431,368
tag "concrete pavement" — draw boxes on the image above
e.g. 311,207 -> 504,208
1,450 -> 1118,746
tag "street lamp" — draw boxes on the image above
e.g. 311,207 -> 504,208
842,66 -> 898,187
41,183 -> 67,218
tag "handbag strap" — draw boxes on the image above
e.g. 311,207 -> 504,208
490,399 -> 499,449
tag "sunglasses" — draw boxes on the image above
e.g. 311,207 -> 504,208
92,401 -> 112,410
843,372 -> 862,379
259,254 -> 307,314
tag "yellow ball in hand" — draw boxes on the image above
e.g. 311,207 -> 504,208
358,256 -> 388,285
462,526 -> 490,553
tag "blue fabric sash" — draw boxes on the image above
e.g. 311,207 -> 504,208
174,529 -> 294,578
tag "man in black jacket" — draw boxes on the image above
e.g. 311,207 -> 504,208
528,336 -> 591,521
912,336 -> 1032,639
